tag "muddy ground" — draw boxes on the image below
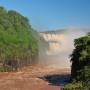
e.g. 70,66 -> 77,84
0,65 -> 70,90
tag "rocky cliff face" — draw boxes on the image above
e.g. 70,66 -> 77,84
39,28 -> 89,68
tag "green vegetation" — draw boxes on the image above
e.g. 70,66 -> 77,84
64,33 -> 90,89
0,6 -> 39,71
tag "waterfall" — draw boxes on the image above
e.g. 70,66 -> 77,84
39,28 -> 89,69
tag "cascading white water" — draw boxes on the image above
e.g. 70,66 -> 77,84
39,28 -> 89,69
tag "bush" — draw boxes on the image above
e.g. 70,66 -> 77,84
0,65 -> 13,72
64,82 -> 90,90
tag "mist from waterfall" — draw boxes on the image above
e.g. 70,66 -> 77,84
38,28 -> 89,69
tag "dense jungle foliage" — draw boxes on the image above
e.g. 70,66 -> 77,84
0,6 -> 39,71
65,33 -> 90,89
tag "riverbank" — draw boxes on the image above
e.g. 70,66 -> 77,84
0,65 -> 70,90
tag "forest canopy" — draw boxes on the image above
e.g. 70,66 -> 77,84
0,6 -> 39,71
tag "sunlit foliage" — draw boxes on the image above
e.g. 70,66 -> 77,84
0,7 -> 39,71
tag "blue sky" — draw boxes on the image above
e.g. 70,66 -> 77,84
0,0 -> 90,31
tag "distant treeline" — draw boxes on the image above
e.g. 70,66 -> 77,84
64,33 -> 90,89
0,6 -> 39,71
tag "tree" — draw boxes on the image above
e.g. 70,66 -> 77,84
70,33 -> 90,83
0,6 -> 39,71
